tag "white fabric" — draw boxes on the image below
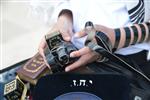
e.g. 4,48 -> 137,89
124,0 -> 150,22
51,0 -> 150,60
116,0 -> 150,60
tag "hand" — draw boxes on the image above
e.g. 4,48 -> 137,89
38,14 -> 73,66
53,15 -> 73,41
38,37 -> 48,66
65,30 -> 100,72
65,24 -> 114,72
65,47 -> 100,72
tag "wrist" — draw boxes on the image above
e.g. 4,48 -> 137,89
84,22 -> 113,62
94,24 -> 115,48
95,31 -> 112,62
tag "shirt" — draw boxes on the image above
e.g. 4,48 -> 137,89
51,0 -> 150,60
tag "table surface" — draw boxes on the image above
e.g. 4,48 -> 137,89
1,1 -> 57,70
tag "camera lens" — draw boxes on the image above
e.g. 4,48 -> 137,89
57,46 -> 69,65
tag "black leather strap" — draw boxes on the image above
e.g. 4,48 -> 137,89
113,28 -> 121,52
96,31 -> 112,52
84,22 -> 150,82
85,21 -> 94,28
95,31 -> 112,62
131,26 -> 138,44
139,24 -> 146,43
145,22 -> 150,42
86,42 -> 150,82
124,27 -> 131,47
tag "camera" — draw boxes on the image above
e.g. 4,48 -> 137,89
44,32 -> 78,73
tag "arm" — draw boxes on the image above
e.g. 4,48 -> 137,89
65,22 -> 150,72
95,22 -> 150,51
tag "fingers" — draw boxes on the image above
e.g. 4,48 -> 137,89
74,30 -> 86,38
38,37 -> 46,58
65,55 -> 88,72
38,37 -> 51,68
44,59 -> 51,69
51,23 -> 72,41
60,31 -> 71,41
70,47 -> 91,57
66,46 -> 100,72
65,52 -> 97,72
58,26 -> 73,41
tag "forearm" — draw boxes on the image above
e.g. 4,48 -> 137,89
113,22 -> 150,50
95,22 -> 150,51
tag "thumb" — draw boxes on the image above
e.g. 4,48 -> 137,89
62,32 -> 71,41
60,30 -> 72,41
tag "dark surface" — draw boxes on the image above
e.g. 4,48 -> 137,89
0,58 -> 29,100
33,74 -> 131,100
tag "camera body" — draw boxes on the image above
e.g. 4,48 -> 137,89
45,32 -> 78,73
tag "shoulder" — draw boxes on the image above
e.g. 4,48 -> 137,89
125,0 -> 150,23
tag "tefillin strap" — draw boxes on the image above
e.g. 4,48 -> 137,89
112,28 -> 121,52
145,22 -> 150,42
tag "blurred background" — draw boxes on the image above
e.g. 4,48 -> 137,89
0,0 -> 61,70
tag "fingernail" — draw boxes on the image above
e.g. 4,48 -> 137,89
65,67 -> 70,72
